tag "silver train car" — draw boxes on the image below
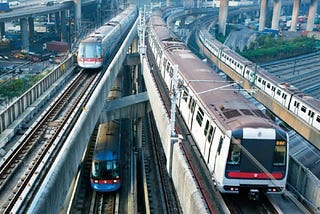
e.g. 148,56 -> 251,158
77,5 -> 138,69
199,29 -> 320,132
148,11 -> 289,200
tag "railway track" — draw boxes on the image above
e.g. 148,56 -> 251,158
0,68 -> 101,213
90,192 -> 118,214
261,51 -> 320,99
146,113 -> 181,213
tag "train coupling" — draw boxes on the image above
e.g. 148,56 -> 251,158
248,189 -> 259,200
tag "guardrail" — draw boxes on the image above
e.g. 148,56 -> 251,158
0,54 -> 75,144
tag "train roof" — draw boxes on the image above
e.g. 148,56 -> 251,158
170,48 -> 275,130
149,17 -> 277,130
93,121 -> 120,160
80,5 -> 137,44
150,12 -> 179,42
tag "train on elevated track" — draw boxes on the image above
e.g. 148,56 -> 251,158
198,27 -> 320,133
148,10 -> 289,200
77,5 -> 138,69
90,79 -> 122,192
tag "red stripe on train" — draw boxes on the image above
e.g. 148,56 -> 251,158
83,58 -> 103,62
228,172 -> 283,179
91,179 -> 120,184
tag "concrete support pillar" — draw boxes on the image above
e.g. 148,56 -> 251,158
271,0 -> 282,29
290,0 -> 300,31
28,17 -> 34,43
218,0 -> 229,36
20,18 -> 29,52
55,11 -> 61,36
0,22 -> 5,38
60,10 -> 68,42
258,0 -> 268,31
73,0 -> 81,40
306,0 -> 318,31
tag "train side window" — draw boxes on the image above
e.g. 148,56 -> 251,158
217,136 -> 223,155
262,80 -> 266,85
189,98 -> 196,113
188,97 -> 193,109
196,107 -> 204,126
316,115 -> 320,123
207,126 -> 214,142
204,120 -> 209,136
258,77 -> 261,83
182,91 -> 188,102
308,110 -> 314,118
267,83 -> 271,89
282,93 -> 287,99
301,106 -> 306,113
277,89 -> 281,96
163,58 -> 167,68
294,101 -> 300,108
271,86 -> 275,92
166,63 -> 170,72
273,142 -> 286,166
169,67 -> 173,77
227,143 -> 240,165
246,70 -> 249,75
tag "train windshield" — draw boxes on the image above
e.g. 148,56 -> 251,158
91,160 -> 120,180
78,43 -> 102,58
273,140 -> 286,166
227,141 -> 241,165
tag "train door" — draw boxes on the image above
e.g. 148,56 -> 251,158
307,109 -> 315,125
188,97 -> 196,130
289,98 -> 300,114
213,136 -> 229,182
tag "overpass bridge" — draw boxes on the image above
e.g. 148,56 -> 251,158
0,0 -> 112,51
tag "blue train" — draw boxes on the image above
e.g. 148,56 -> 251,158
91,77 -> 122,192
90,120 -> 122,192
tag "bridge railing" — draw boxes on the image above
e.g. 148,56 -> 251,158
0,54 -> 75,145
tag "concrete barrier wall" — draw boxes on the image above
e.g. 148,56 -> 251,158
142,55 -> 208,213
171,143 -> 208,214
287,157 -> 320,213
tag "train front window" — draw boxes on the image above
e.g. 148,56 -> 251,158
91,160 -> 119,180
227,142 -> 241,165
83,43 -> 101,58
273,141 -> 286,166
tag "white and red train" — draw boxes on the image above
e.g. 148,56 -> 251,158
77,5 -> 138,69
148,11 -> 289,200
198,28 -> 320,133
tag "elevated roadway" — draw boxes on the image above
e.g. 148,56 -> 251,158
0,1 -> 73,22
